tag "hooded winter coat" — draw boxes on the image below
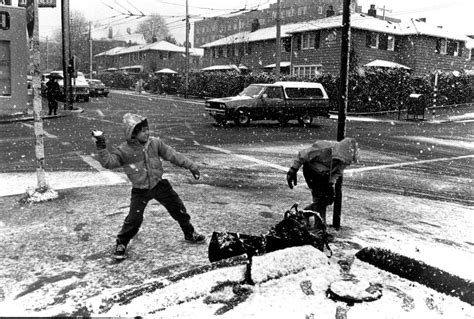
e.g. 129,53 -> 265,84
290,138 -> 359,185
97,113 -> 198,189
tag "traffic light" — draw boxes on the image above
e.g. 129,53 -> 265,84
68,55 -> 77,78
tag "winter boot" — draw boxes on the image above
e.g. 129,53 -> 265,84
185,232 -> 206,243
113,243 -> 127,259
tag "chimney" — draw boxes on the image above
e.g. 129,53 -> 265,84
251,19 -> 260,32
108,26 -> 113,39
418,18 -> 426,22
326,5 -> 335,17
368,4 -> 377,17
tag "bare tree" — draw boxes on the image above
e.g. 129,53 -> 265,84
136,14 -> 169,43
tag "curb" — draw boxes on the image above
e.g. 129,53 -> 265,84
0,108 -> 83,124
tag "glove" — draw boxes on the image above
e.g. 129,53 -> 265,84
287,167 -> 298,189
190,167 -> 200,180
91,130 -> 106,149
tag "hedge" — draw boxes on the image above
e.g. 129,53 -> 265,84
97,69 -> 472,113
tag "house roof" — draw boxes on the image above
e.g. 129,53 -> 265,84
201,22 -> 309,48
201,13 -> 472,48
94,41 -> 204,57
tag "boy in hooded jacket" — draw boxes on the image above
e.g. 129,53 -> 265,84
92,113 -> 205,259
286,138 -> 359,224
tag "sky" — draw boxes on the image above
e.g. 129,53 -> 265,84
9,0 -> 474,44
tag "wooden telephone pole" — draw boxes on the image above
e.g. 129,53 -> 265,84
185,0 -> 190,98
275,0 -> 281,76
25,0 -> 58,202
333,0 -> 351,229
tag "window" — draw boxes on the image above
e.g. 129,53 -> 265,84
293,65 -> 322,78
0,40 -> 11,96
233,23 -> 238,30
301,32 -> 320,49
303,6 -> 307,14
298,7 -> 303,15
0,11 -> 10,30
265,87 -> 284,99
218,47 -> 223,57
245,42 -> 251,55
318,6 -> 323,15
272,11 -> 277,19
281,38 -> 292,52
159,51 -> 169,60
387,35 -> 395,51
447,40 -> 460,56
239,20 -> 245,29
436,38 -> 447,55
366,32 -> 379,49
285,87 -> 324,99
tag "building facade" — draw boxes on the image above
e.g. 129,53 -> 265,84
94,41 -> 204,74
193,0 -> 360,48
201,10 -> 474,76
0,5 -> 28,115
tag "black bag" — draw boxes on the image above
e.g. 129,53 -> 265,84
208,204 -> 331,263
267,203 -> 331,253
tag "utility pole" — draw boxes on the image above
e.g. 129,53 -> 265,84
89,21 -> 93,79
24,0 -> 57,201
45,36 -> 49,71
377,5 -> 392,21
275,0 -> 281,76
333,0 -> 351,229
185,0 -> 189,98
61,0 -> 73,110
27,0 -> 47,190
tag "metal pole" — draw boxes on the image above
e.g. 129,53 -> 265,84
185,0 -> 189,98
275,0 -> 281,76
61,0 -> 72,110
333,0 -> 351,229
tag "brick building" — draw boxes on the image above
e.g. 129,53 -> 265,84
94,41 -> 203,74
193,0 -> 360,48
201,10 -> 474,76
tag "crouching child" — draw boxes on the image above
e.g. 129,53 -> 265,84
286,138 -> 359,224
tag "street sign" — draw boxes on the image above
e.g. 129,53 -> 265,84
18,0 -> 56,8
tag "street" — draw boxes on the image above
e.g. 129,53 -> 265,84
1,91 -> 473,316
1,91 -> 472,205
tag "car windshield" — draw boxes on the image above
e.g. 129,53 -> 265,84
238,85 -> 265,98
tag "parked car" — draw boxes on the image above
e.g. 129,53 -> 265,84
43,71 -> 90,102
205,81 -> 330,126
86,79 -> 110,97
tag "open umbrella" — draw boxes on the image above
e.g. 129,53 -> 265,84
155,68 -> 177,74
364,59 -> 411,70
46,73 -> 63,79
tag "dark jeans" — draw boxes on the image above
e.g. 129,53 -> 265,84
304,182 -> 335,216
48,99 -> 58,115
116,179 -> 194,246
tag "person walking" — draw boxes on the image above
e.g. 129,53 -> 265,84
45,75 -> 61,115
91,113 -> 205,259
286,138 -> 359,224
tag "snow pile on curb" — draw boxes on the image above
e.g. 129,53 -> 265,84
93,246 -> 331,317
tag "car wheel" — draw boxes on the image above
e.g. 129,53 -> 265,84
234,111 -> 251,126
298,115 -> 313,126
278,116 -> 289,125
215,118 -> 227,126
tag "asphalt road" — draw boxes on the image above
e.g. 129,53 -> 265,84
1,91 -> 472,205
